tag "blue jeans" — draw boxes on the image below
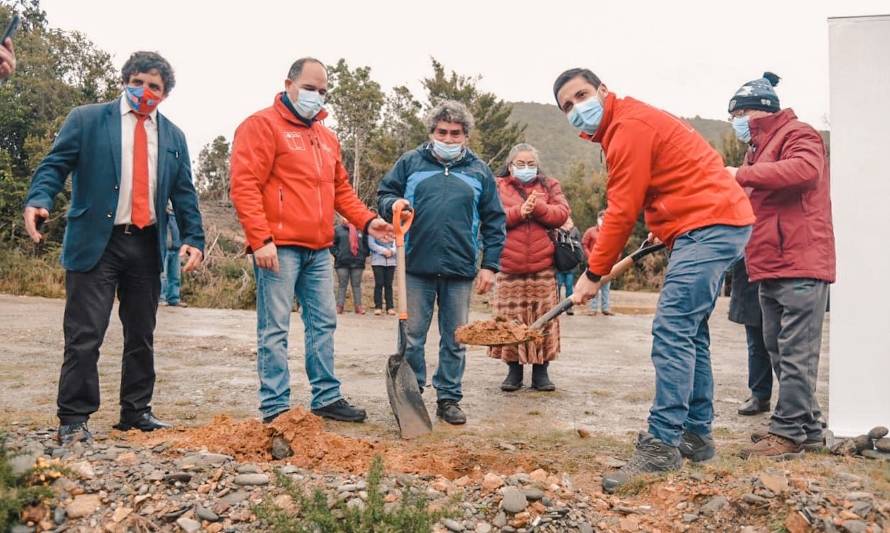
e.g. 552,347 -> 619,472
405,274 -> 472,402
253,247 -> 342,416
160,249 -> 180,304
590,281 -> 611,311
647,224 -> 751,446
555,271 -> 574,299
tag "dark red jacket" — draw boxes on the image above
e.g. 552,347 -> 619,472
497,176 -> 570,275
737,109 -> 835,283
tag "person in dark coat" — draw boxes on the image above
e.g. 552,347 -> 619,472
729,258 -> 771,415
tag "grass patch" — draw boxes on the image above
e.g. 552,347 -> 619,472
0,433 -> 56,531
255,456 -> 453,532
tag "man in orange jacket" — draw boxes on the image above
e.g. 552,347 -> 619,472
230,57 -> 392,424
554,68 -> 755,492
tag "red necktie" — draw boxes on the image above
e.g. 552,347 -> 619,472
131,114 -> 151,228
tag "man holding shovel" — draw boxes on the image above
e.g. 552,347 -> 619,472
378,100 -> 506,425
553,68 -> 755,491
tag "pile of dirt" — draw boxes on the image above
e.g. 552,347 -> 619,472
130,409 -> 379,473
127,408 -> 539,478
455,316 -> 543,346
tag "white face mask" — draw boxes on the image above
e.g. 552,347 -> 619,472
512,166 -> 538,183
289,89 -> 325,120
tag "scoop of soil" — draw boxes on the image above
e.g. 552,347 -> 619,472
455,316 -> 544,346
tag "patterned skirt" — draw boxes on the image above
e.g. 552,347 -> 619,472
489,269 -> 560,364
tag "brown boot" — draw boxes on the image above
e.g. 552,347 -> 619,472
336,305 -> 344,314
751,429 -> 824,452
739,433 -> 803,460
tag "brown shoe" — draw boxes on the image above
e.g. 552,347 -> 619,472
602,310 -> 614,316
751,429 -> 824,452
336,305 -> 344,314
739,433 -> 803,460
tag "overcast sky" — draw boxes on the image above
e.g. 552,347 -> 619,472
41,0 -> 888,161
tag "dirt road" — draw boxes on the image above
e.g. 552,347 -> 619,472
0,290 -> 830,448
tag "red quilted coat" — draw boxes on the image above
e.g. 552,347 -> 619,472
497,175 -> 570,275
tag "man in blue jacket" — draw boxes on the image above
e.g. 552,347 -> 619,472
378,100 -> 506,425
23,51 -> 204,445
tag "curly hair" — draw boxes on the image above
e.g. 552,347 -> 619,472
121,51 -> 175,95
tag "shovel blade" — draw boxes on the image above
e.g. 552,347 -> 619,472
385,353 -> 432,439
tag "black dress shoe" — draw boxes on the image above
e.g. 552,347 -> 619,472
113,412 -> 173,432
436,400 -> 467,425
738,396 -> 770,416
58,422 -> 93,446
311,399 -> 367,422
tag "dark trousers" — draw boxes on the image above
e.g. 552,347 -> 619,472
745,324 -> 773,401
372,265 -> 395,310
760,278 -> 829,444
58,225 -> 161,424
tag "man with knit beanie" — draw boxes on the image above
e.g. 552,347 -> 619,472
725,73 -> 836,460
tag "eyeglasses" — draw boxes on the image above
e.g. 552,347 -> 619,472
512,162 -> 537,169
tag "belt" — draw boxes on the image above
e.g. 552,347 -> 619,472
113,223 -> 157,235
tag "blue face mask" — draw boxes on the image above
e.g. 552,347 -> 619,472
567,96 -> 604,135
512,166 -> 538,183
732,115 -> 752,143
289,89 -> 325,120
431,139 -> 464,161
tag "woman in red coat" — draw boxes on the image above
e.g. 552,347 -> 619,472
491,143 -> 570,391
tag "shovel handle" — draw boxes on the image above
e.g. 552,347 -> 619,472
529,240 -> 666,332
393,202 -> 414,247
393,203 -> 412,320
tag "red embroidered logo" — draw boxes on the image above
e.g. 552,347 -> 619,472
283,131 -> 306,151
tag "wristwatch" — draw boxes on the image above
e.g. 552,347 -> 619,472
584,269 -> 602,282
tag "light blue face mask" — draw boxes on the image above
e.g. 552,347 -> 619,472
432,139 -> 464,161
512,166 -> 538,183
732,115 -> 752,143
290,89 -> 325,120
567,96 -> 604,135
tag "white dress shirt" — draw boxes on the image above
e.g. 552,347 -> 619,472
115,97 -> 159,225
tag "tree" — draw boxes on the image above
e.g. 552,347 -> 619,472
720,132 -> 747,167
195,136 -> 231,201
326,59 -> 385,201
0,0 -> 119,243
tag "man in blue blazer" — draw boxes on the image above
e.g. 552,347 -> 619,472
23,51 -> 204,445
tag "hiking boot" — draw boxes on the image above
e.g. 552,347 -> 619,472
500,362 -> 523,392
602,432 -> 683,493
436,400 -> 467,425
531,362 -> 556,391
751,429 -> 824,452
58,421 -> 93,446
738,396 -> 770,416
311,399 -> 367,423
336,305 -> 344,314
739,433 -> 803,460
678,431 -> 715,462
